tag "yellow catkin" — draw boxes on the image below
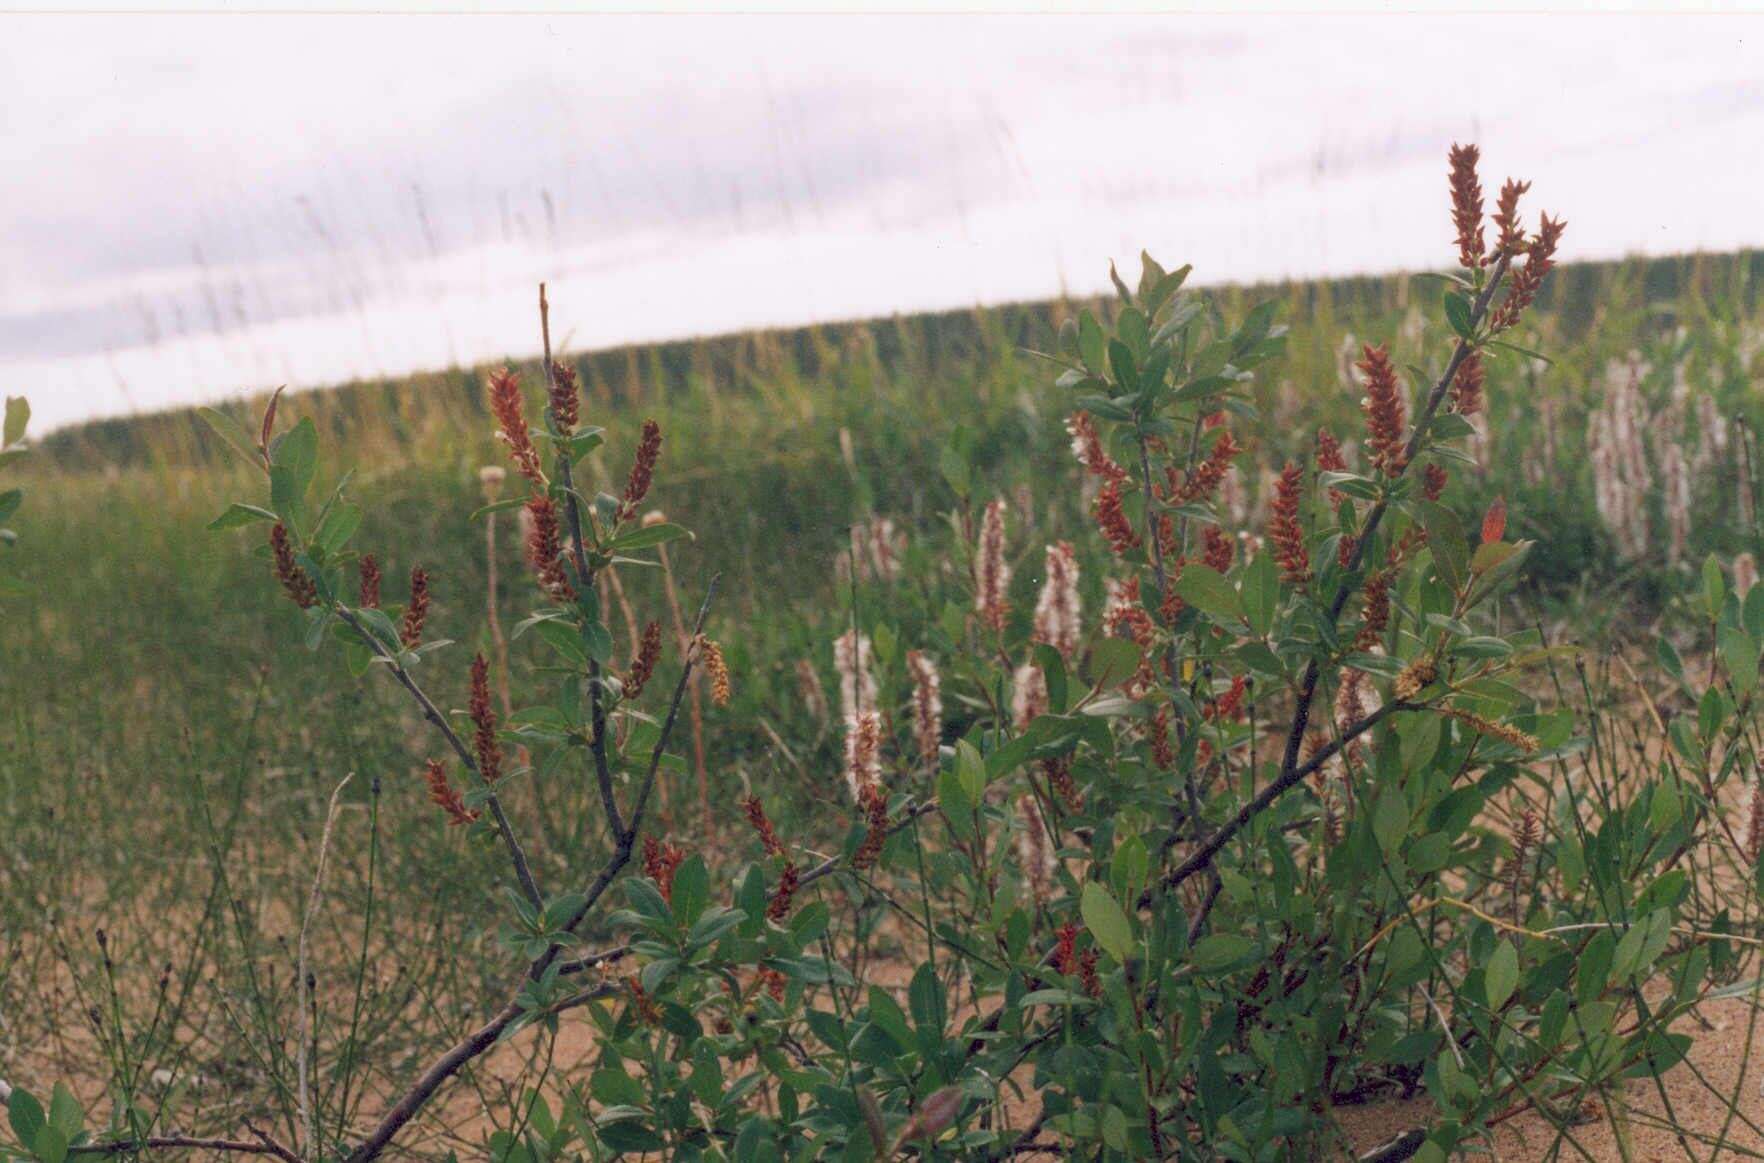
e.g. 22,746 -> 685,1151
697,635 -> 732,706
1444,708 -> 1539,753
1392,656 -> 1438,702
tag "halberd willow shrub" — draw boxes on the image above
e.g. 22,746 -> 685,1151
8,147 -> 1763,1163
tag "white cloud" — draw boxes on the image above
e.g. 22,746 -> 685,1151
3,13 -> 1762,431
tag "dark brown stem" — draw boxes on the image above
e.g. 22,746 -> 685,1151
1142,700 -> 1420,907
74,1128 -> 300,1161
342,999 -> 523,1163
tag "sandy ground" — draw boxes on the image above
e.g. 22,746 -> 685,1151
14,926 -> 1764,1160
1333,993 -> 1764,1162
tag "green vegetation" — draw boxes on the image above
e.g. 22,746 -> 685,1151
7,196 -> 1764,1159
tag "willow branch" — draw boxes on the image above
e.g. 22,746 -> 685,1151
75,1128 -> 299,1161
334,606 -> 542,912
538,285 -> 625,841
343,579 -> 717,1162
1145,260 -> 1511,909
1142,699 -> 1420,906
1277,256 -> 1510,784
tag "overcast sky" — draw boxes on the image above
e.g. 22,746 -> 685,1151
5,14 -> 1763,431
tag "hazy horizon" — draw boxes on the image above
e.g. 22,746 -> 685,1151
7,13 -> 1764,432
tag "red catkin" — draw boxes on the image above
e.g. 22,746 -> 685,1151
524,495 -> 576,603
1357,343 -> 1408,476
1268,462 -> 1310,585
400,565 -> 429,648
619,419 -> 663,522
423,759 -> 478,826
548,363 -> 580,434
488,368 -> 543,485
469,653 -> 502,784
1449,142 -> 1485,270
357,554 -> 382,609
625,620 -> 662,699
269,523 -> 317,609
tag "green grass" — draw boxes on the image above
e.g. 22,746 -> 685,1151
5,248 -> 1764,1149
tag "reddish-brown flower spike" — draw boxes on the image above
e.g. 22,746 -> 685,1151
487,368 -> 543,485
269,523 -> 317,609
619,419 -> 663,522
1066,411 -> 1128,483
1207,674 -> 1248,723
625,620 -> 662,699
1449,143 -> 1485,270
469,652 -> 502,784
852,784 -> 890,871
548,363 -> 580,435
1104,576 -> 1154,644
768,859 -> 799,922
1052,921 -> 1080,975
1482,496 -> 1507,544
757,966 -> 788,1003
1489,213 -> 1566,334
523,495 -> 576,603
357,554 -> 382,609
1356,567 -> 1393,651
642,835 -> 686,902
1042,754 -> 1083,812
625,976 -> 662,1026
1316,426 -> 1348,506
741,794 -> 788,857
1357,343 -> 1408,476
401,565 -> 429,648
737,795 -> 803,925
423,759 -> 479,826
1173,430 -> 1243,504
1423,463 -> 1449,502
1093,478 -> 1141,556
1450,350 -> 1485,416
1078,949 -> 1102,998
1156,513 -> 1178,560
1202,524 -> 1234,573
1268,462 -> 1311,585
1159,574 -> 1184,626
1148,708 -> 1176,770
1491,178 -> 1532,259
1337,534 -> 1358,569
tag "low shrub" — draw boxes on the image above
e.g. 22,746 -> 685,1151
8,147 -> 1764,1163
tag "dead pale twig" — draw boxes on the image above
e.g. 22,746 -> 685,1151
298,773 -> 352,1159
